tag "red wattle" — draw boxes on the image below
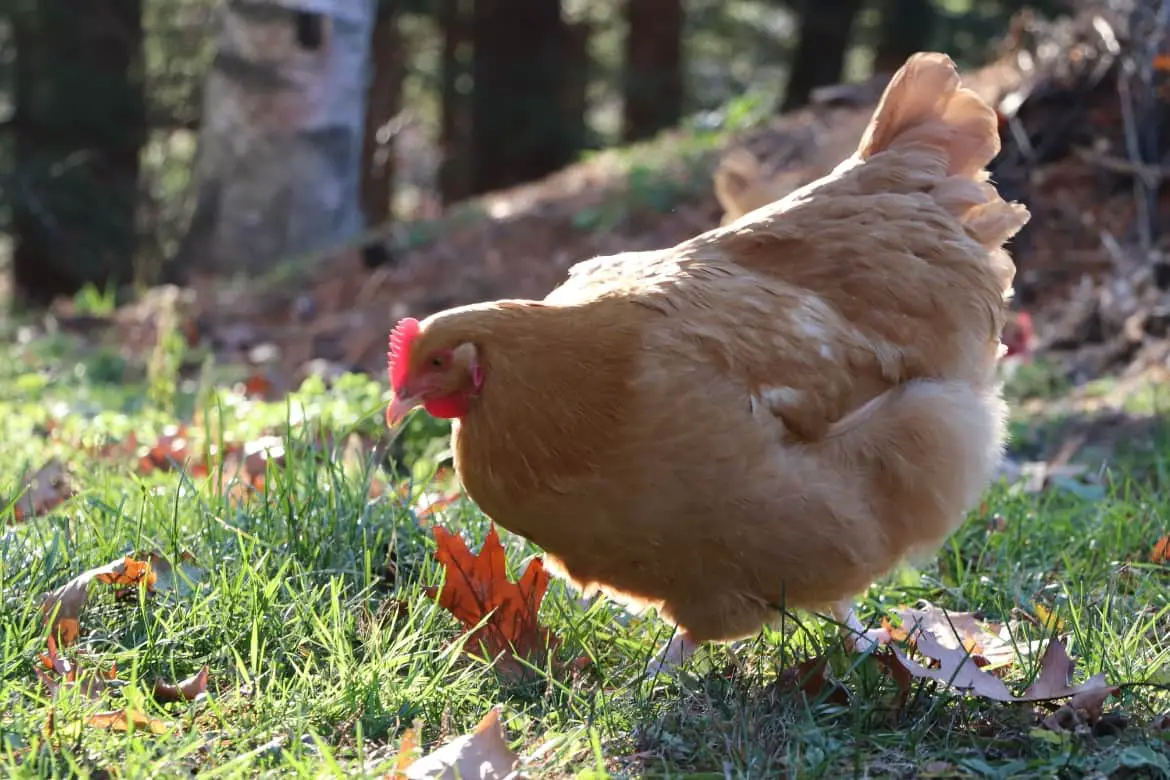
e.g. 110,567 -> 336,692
423,394 -> 469,419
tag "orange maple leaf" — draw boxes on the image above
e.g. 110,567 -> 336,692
425,524 -> 559,682
241,373 -> 275,400
1153,535 -> 1170,565
96,556 -> 156,589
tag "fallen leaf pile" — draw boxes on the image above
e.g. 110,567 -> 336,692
889,626 -> 1115,705
424,525 -> 585,683
8,421 -> 403,518
37,634 -> 170,737
32,550 -> 210,740
862,603 -> 1119,731
41,551 -> 206,648
776,601 -> 1124,735
35,606 -> 208,741
42,555 -> 156,647
127,424 -> 284,496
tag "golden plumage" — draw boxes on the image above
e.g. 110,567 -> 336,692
388,53 -> 1030,669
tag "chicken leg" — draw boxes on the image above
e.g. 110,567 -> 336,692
833,600 -> 891,653
644,630 -> 701,677
644,601 -> 890,678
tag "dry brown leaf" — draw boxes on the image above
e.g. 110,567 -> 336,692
11,458 -> 75,522
152,665 -> 209,703
87,709 -> 169,735
88,430 -> 141,462
38,634 -> 73,677
1041,684 -> 1117,732
400,707 -> 521,780
135,426 -> 277,498
36,635 -> 115,700
41,556 -> 156,646
1020,639 -> 1117,702
48,617 -> 80,648
1030,602 -> 1066,634
873,649 -> 916,707
777,656 -> 850,706
415,491 -> 462,521
891,631 -> 1015,700
890,632 -> 1116,704
892,603 -> 1042,669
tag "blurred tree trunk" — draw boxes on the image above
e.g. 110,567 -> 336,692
563,21 -> 592,154
873,0 -> 935,74
361,0 -> 403,225
438,0 -> 473,205
11,0 -> 145,305
174,0 -> 377,278
359,0 -> 404,267
469,0 -> 579,194
622,0 -> 683,142
781,0 -> 863,111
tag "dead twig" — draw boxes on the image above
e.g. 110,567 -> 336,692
1116,69 -> 1154,253
1071,145 -> 1168,186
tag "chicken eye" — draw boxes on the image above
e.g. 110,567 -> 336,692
429,355 -> 446,368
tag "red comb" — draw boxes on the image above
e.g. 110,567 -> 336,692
387,317 -> 420,391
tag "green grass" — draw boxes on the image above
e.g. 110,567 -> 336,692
2,328 -> 1170,779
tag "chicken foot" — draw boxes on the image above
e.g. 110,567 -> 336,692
644,630 -> 701,678
644,601 -> 889,678
832,600 -> 891,653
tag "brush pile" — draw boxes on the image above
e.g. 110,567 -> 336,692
986,0 -> 1170,381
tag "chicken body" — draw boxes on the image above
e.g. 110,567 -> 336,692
387,53 -> 1030,667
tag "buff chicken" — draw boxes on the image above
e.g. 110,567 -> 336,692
385,53 -> 1030,674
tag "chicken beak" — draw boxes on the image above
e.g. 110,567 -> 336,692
386,392 -> 421,429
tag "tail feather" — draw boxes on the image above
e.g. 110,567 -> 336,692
857,52 -> 997,177
857,52 -> 1029,292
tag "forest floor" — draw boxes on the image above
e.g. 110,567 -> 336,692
5,5 -> 1170,776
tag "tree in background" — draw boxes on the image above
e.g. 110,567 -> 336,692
360,0 -> 405,267
781,0 -> 864,111
174,0 -> 377,278
10,0 -> 145,304
468,0 -> 582,194
561,19 -> 591,164
438,0 -> 473,205
0,0 -> 1060,305
622,0 -> 683,143
873,0 -> 936,74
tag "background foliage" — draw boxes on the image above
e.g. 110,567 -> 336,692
0,0 -> 1065,304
